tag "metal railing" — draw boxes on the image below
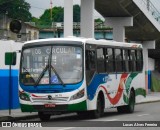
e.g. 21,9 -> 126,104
140,0 -> 160,23
37,22 -> 109,30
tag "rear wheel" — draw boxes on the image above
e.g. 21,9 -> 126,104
38,112 -> 51,121
117,90 -> 135,113
126,90 -> 135,113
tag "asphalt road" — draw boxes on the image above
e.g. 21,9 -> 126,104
3,102 -> 160,130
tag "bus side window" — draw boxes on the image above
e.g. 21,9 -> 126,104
105,48 -> 115,73
97,48 -> 105,73
136,50 -> 143,71
123,49 -> 130,72
130,50 -> 136,71
115,48 -> 123,72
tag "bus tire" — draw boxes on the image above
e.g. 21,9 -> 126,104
117,106 -> 126,113
91,92 -> 104,119
77,111 -> 88,118
117,90 -> 135,113
126,90 -> 135,113
38,112 -> 51,121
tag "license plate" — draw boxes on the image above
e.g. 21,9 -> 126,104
44,104 -> 56,108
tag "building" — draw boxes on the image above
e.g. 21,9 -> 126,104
0,15 -> 39,41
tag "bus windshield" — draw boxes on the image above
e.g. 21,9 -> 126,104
20,45 -> 83,85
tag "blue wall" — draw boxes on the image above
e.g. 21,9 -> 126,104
0,69 -> 19,110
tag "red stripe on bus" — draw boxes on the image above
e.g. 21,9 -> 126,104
100,74 -> 128,105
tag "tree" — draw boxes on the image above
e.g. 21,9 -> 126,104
95,18 -> 104,23
0,0 -> 32,21
38,5 -> 81,25
32,17 -> 39,23
73,5 -> 80,22
39,6 -> 64,25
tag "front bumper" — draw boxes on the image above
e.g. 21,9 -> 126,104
20,100 -> 87,112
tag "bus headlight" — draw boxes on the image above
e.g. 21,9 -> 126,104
70,89 -> 85,100
19,93 -> 30,101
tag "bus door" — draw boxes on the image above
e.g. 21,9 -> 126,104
85,44 -> 96,86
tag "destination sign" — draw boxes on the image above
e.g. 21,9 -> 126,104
32,46 -> 76,55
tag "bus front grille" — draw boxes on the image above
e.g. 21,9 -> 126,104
31,97 -> 69,103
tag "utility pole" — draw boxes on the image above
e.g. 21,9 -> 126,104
50,0 -> 56,37
50,0 -> 53,21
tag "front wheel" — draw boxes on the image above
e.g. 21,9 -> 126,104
38,112 -> 51,121
91,94 -> 104,119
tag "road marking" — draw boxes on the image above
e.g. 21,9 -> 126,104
57,127 -> 75,130
137,114 -> 150,117
105,119 -> 118,121
84,118 -> 118,121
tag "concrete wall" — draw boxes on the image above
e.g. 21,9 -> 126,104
142,41 -> 155,71
142,41 -> 155,93
133,0 -> 160,32
148,58 -> 155,70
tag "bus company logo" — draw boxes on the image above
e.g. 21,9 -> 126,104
48,95 -> 52,100
103,76 -> 112,83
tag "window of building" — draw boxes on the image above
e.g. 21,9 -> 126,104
28,31 -> 31,40
34,32 -> 37,39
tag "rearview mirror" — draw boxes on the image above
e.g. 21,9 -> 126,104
5,52 -> 17,65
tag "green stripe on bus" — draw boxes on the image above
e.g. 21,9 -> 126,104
125,73 -> 138,94
123,88 -> 146,104
20,104 -> 38,112
68,101 -> 87,111
123,94 -> 129,104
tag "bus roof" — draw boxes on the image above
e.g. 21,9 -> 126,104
24,37 -> 142,49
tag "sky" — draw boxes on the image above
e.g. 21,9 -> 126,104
26,0 -> 160,19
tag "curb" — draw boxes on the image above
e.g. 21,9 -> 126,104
0,114 -> 38,122
136,99 -> 160,105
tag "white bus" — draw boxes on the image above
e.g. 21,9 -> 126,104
18,37 -> 146,121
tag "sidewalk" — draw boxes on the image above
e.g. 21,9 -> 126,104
0,92 -> 160,121
0,109 -> 38,121
136,92 -> 160,104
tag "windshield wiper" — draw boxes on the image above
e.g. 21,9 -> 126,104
34,64 -> 49,87
34,46 -> 65,87
34,64 -> 65,87
50,64 -> 65,87
49,46 -> 65,87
